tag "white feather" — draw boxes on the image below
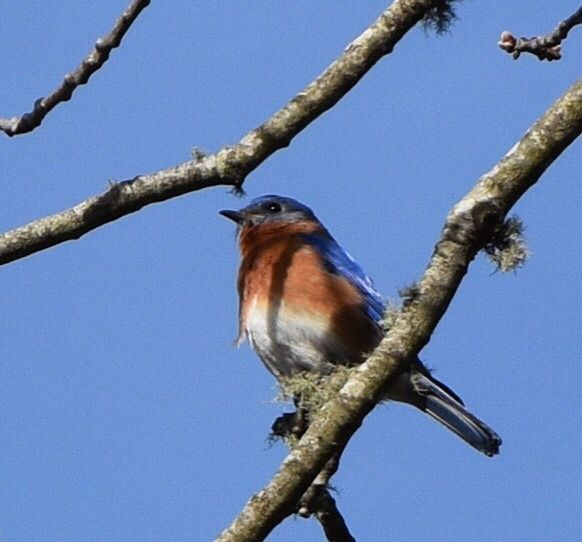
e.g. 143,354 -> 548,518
244,296 -> 344,378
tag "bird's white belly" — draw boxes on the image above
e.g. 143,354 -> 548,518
244,297 -> 344,379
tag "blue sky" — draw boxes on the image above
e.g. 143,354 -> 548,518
1,2 -> 581,541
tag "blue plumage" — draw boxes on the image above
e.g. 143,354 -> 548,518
301,232 -> 385,323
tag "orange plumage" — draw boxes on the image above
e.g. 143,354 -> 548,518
236,220 -> 380,376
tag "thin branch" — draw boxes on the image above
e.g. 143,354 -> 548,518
271,404 -> 354,540
498,4 -> 582,61
311,489 -> 356,542
297,453 -> 341,517
299,453 -> 356,542
0,0 -> 151,137
216,79 -> 582,541
0,0 -> 440,267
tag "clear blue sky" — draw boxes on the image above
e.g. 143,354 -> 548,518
2,2 -> 581,541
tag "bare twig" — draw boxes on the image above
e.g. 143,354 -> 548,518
499,4 -> 582,61
310,488 -> 356,542
216,79 -> 582,541
0,0 -> 151,136
0,0 -> 440,266
271,393 -> 354,540
298,453 -> 356,542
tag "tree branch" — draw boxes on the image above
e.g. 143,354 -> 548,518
0,0 -> 440,267
311,489 -> 356,542
299,452 -> 355,542
216,78 -> 582,541
271,404 -> 355,540
498,4 -> 582,61
0,0 -> 151,137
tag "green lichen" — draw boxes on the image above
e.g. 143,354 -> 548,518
379,300 -> 401,332
422,0 -> 462,34
484,215 -> 531,272
277,366 -> 356,415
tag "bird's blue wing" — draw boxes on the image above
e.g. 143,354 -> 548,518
303,233 -> 386,323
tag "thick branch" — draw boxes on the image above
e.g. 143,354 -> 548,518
216,79 -> 582,541
0,0 -> 151,136
499,4 -> 582,61
0,0 -> 439,267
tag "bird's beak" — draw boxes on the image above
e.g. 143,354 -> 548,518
219,209 -> 244,224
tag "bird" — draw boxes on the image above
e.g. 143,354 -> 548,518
220,195 -> 502,457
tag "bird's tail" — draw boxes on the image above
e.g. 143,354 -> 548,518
411,372 -> 502,457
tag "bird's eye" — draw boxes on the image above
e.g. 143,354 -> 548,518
265,202 -> 282,213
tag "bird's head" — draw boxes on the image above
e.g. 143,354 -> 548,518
220,195 -> 318,228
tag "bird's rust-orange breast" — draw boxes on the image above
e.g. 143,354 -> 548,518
236,221 -> 380,362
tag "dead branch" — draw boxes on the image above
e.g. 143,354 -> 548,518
0,0 -> 151,136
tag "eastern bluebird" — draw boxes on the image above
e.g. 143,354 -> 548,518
220,195 -> 502,456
